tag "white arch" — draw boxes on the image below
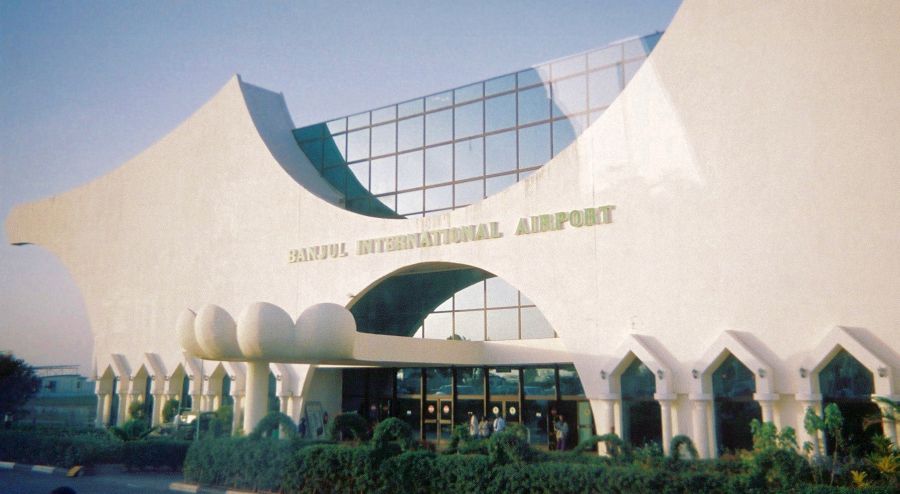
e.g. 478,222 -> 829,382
692,330 -> 777,399
801,326 -> 895,399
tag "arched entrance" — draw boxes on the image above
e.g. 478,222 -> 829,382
818,349 -> 881,456
712,354 -> 761,453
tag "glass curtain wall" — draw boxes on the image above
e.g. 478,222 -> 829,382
345,365 -> 590,449
293,34 -> 660,219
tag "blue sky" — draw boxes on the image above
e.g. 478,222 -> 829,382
0,0 -> 681,373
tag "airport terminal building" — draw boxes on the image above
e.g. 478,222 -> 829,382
6,1 -> 899,457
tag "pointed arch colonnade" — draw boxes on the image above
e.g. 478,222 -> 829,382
94,355 -> 314,436
578,327 -> 897,457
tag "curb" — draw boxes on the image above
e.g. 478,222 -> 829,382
0,461 -> 69,476
169,482 -> 257,494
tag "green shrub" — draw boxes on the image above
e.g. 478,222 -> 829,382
247,411 -> 297,440
488,428 -> 532,465
328,412 -> 369,442
184,436 -> 295,492
0,430 -> 122,467
282,443 -> 379,494
670,434 -> 700,460
162,399 -> 179,423
372,417 -> 413,451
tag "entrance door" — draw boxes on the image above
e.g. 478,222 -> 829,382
424,398 -> 453,447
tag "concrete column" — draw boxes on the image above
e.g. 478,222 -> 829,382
659,399 -> 674,455
759,399 -> 776,425
875,398 -> 898,445
151,393 -> 164,426
590,397 -> 618,455
243,361 -> 269,434
96,393 -> 108,427
117,391 -> 129,425
691,397 -> 711,459
213,394 -> 221,411
232,395 -> 244,435
279,396 -> 292,437
798,400 -> 822,456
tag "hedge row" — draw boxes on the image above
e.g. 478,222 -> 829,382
0,430 -> 189,470
183,438 -> 896,494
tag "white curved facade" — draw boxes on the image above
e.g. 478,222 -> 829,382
6,1 -> 900,455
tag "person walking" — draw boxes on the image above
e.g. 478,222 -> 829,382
493,414 -> 506,433
555,415 -> 569,451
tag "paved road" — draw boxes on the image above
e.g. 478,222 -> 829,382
0,469 -> 182,494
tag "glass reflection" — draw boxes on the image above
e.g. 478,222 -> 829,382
397,190 -> 423,216
552,75 -> 586,117
454,180 -> 483,207
485,73 -> 515,96
426,109 -> 452,145
454,101 -> 483,139
370,156 -> 395,194
523,367 -> 555,396
485,93 -> 516,132
486,277 -> 518,307
398,116 -> 423,152
489,368 -> 519,396
397,151 -> 423,190
424,144 -> 452,185
454,138 -> 483,180
347,128 -> 370,162
425,185 -> 452,212
485,131 -> 516,175
518,86 -> 550,125
487,308 -> 518,341
518,124 -> 551,168
454,310 -> 484,341
589,66 -> 621,109
371,122 -> 396,157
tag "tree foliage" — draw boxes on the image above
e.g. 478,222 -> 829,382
0,354 -> 40,416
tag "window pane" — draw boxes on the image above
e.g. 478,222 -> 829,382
347,128 -> 370,162
295,125 -> 322,141
426,368 -> 452,394
370,156 -> 395,194
485,130 -> 516,175
454,281 -> 484,310
487,309 -> 518,341
454,180 -> 483,207
398,116 -> 424,151
552,74 -> 586,117
435,297 -> 452,312
621,359 -> 656,399
426,91 -> 453,111
552,118 -> 578,156
485,73 -> 516,96
552,54 -> 586,79
397,151 -> 423,190
518,124 -> 550,168
454,310 -> 484,341
425,144 -> 452,185
376,194 -> 395,211
299,140 -> 324,169
348,112 -> 370,130
485,93 -> 516,132
517,67 -> 546,88
347,162 -> 369,197
323,166 -> 346,195
518,86 -> 550,125
456,367 -> 485,395
454,101 -> 483,139
589,65 -> 621,109
623,38 -> 646,60
424,312 -> 452,340
426,109 -> 452,145
589,45 -> 621,69
559,364 -> 585,396
486,277 -> 518,307
397,190 -> 423,216
455,82 -> 483,104
486,174 -> 517,196
454,137 -> 483,180
425,185 -> 452,211
371,122 -> 396,157
398,99 -> 424,118
489,367 -> 519,395
323,134 -> 347,166
371,106 -> 396,124
521,307 -> 554,339
397,368 -> 422,395
523,367 -> 556,396
326,118 -> 347,134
